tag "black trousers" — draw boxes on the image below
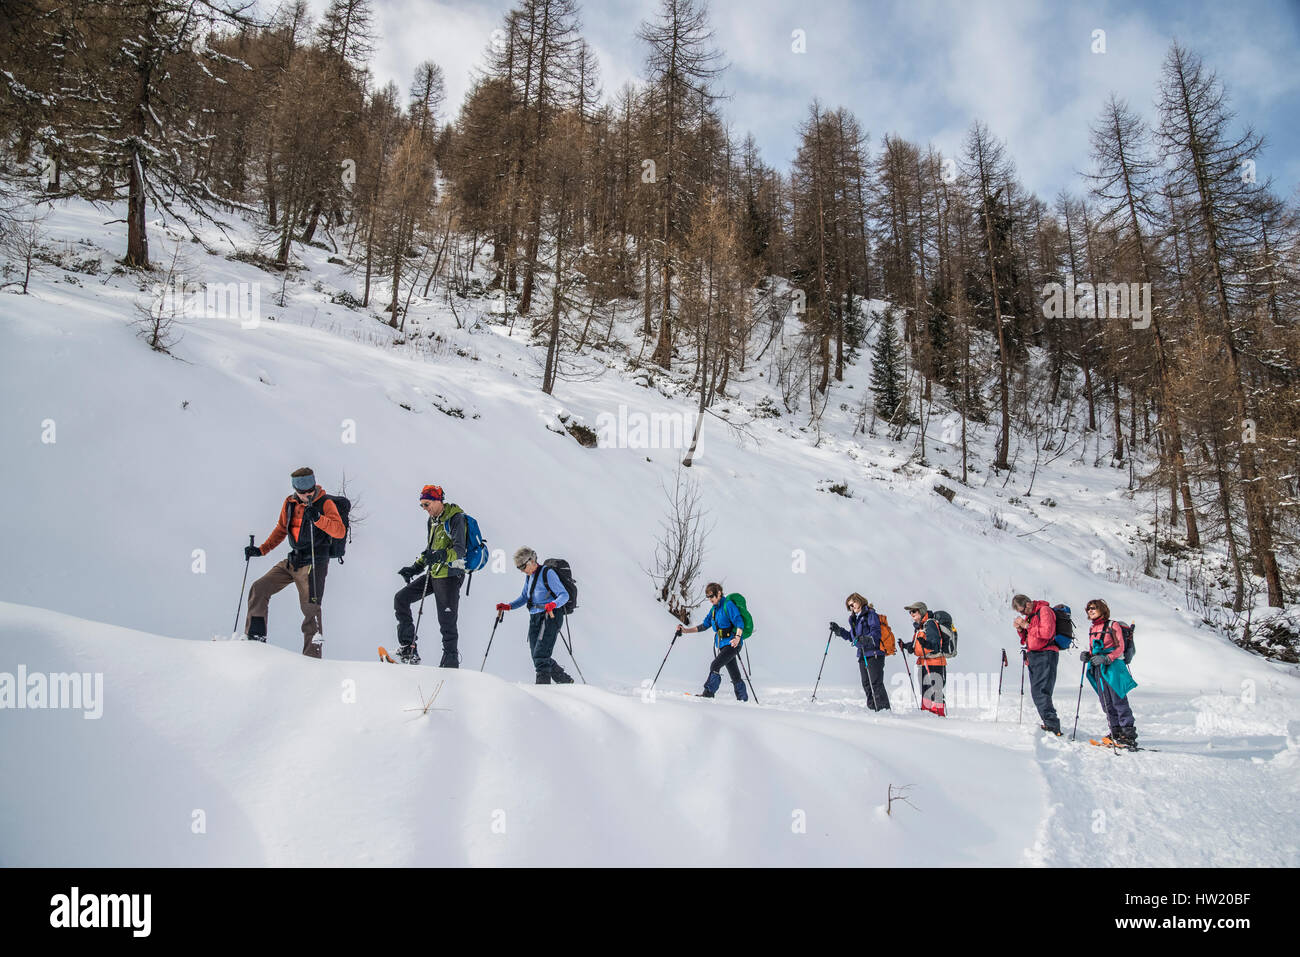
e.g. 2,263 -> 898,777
1026,649 -> 1061,731
527,609 -> 567,676
394,573 -> 462,651
857,654 -> 891,710
710,644 -> 743,682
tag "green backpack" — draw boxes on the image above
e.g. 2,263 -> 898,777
726,593 -> 755,639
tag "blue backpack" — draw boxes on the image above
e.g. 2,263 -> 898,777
447,512 -> 488,593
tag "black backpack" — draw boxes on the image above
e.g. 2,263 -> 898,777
530,558 -> 578,615
1052,604 -> 1075,649
931,610 -> 958,658
287,494 -> 352,563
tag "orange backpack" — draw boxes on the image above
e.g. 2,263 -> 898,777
876,609 -> 897,656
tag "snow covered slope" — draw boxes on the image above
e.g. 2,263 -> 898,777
1,199 -> 1298,865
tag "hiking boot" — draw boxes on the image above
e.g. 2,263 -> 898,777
397,643 -> 421,665
246,616 -> 267,642
733,680 -> 749,702
439,647 -> 460,669
1118,727 -> 1139,750
551,669 -> 575,685
535,672 -> 552,685
700,673 -> 721,698
1041,723 -> 1062,737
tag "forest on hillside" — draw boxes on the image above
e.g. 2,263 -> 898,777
2,0 -> 1297,618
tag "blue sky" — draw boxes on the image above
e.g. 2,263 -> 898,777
332,0 -> 1300,202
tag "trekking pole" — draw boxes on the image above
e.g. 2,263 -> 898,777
736,643 -> 760,704
1070,659 -> 1089,742
233,533 -> 254,636
1018,649 -> 1027,724
811,625 -> 834,701
308,514 -> 323,652
479,609 -> 504,671
412,566 -> 433,642
649,631 -> 679,691
899,644 -> 919,708
561,618 -> 587,684
993,648 -> 1008,722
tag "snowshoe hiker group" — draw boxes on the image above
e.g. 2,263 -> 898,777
238,469 -> 1140,745
1007,593 -> 1139,749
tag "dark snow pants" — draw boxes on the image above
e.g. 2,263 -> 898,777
709,643 -> 743,682
394,572 -> 462,659
857,653 -> 891,710
527,609 -> 566,678
1095,670 -> 1136,732
1026,648 -> 1061,732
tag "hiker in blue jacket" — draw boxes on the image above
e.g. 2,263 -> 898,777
495,547 -> 574,685
676,582 -> 748,700
830,592 -> 890,711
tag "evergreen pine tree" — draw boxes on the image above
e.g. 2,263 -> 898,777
870,307 -> 906,430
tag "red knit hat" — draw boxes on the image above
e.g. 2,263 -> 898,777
420,484 -> 444,502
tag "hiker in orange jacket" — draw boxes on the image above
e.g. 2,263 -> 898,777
243,466 -> 345,656
902,601 -> 946,716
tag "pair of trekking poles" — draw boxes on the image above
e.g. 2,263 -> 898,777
994,645 -> 1093,741
479,601 -> 586,682
811,621 -> 925,712
810,624 -> 910,709
648,629 -> 760,703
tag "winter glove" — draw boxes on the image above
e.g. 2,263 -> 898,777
303,501 -> 324,523
244,544 -> 261,559
422,547 -> 448,566
675,624 -> 684,637
829,621 -> 845,638
900,640 -> 915,654
399,565 -> 419,583
496,603 -> 511,612
1079,650 -> 1091,663
1089,653 -> 1109,667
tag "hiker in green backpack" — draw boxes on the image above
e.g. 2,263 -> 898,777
675,582 -> 749,700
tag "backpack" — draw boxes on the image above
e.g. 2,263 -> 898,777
287,494 -> 351,563
726,593 -> 755,639
931,610 -> 958,658
875,609 -> 897,656
1052,603 -> 1075,650
538,558 -> 578,615
1116,621 -> 1136,664
445,512 -> 488,573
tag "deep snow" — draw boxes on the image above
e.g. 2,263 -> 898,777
1,198 -> 1297,866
